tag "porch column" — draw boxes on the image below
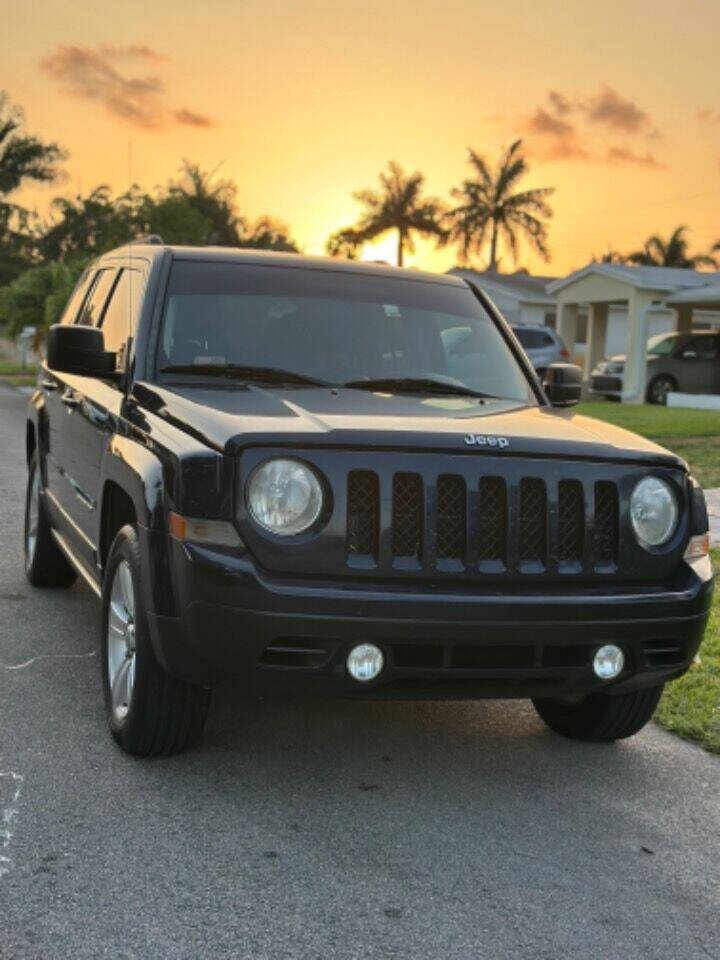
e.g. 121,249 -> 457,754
584,302 -> 608,381
622,289 -> 655,404
556,302 -> 578,362
676,305 -> 693,334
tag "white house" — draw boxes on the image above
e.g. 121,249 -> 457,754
451,263 -> 720,403
546,263 -> 720,402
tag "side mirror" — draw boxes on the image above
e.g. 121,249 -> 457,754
46,324 -> 116,377
543,363 -> 582,407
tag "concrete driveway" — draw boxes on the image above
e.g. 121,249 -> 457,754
1,383 -> 719,959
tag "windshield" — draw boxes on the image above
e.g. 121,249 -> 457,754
647,333 -> 681,356
156,261 -> 535,402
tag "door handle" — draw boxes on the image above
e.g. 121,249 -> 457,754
61,392 -> 79,409
40,378 -> 57,391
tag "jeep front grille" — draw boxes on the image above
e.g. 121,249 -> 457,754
346,468 -> 622,577
242,448 -> 685,584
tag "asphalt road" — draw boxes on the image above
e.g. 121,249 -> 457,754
1,381 -> 719,960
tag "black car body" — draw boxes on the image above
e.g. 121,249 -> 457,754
24,245 -> 714,754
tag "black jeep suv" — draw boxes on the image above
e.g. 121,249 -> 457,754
24,245 -> 713,755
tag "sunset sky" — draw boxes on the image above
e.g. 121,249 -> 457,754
5,0 -> 720,274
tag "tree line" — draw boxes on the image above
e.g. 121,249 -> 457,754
1,89 -> 718,338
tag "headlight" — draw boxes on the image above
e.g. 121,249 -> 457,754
246,458 -> 323,536
630,477 -> 678,547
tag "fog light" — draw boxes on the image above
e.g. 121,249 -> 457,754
593,644 -> 625,680
347,643 -> 384,682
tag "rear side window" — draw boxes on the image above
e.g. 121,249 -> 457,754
99,268 -> 145,356
514,328 -> 553,349
76,269 -> 116,327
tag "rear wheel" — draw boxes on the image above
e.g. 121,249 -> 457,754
102,524 -> 211,756
646,374 -> 676,405
533,685 -> 664,742
24,451 -> 77,587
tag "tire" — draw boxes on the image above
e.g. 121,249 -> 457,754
646,374 -> 676,405
533,685 -> 664,742
101,524 -> 211,756
24,451 -> 77,587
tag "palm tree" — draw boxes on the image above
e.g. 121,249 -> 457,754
446,140 -> 554,271
627,226 -> 717,269
327,162 -> 445,266
0,92 -> 65,197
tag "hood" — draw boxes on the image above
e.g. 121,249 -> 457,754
601,353 -> 663,367
133,381 -> 684,468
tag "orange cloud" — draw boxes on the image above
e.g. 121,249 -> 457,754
582,85 -> 654,135
521,88 -> 664,166
604,147 -> 664,168
699,109 -> 720,125
40,44 -> 213,131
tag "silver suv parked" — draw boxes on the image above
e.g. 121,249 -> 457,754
511,324 -> 569,377
590,330 -> 720,404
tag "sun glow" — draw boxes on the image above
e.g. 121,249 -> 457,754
358,231 -> 402,267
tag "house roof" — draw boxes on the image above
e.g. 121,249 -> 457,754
546,262 -> 720,296
665,283 -> 720,307
448,268 -> 557,304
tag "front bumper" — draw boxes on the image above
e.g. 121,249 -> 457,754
590,373 -> 623,397
145,532 -> 713,700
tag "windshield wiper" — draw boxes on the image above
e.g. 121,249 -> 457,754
342,377 -> 495,399
159,364 -> 331,387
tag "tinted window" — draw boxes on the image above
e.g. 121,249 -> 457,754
60,270 -> 93,325
157,262 -> 534,403
683,335 -> 719,360
514,327 -> 553,349
76,269 -> 116,327
99,268 -> 145,356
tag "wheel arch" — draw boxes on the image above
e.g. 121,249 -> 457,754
99,436 -> 176,617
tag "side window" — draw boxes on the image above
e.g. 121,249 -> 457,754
76,269 -> 116,327
60,270 -> 93,325
684,336 -> 718,360
98,268 -> 145,360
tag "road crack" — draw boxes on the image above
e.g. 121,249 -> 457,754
0,651 -> 96,670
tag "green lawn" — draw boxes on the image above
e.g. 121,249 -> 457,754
655,551 -> 720,753
576,401 -> 720,488
0,361 -> 38,389
577,401 -> 719,752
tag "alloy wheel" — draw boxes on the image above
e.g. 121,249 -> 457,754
106,560 -> 137,722
26,467 -> 40,567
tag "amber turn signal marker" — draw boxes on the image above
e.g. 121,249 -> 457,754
168,512 -> 187,539
168,511 -> 243,548
684,533 -> 711,561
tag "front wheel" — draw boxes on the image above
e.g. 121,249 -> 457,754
533,685 -> 664,742
646,374 -> 676,405
102,524 -> 211,756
